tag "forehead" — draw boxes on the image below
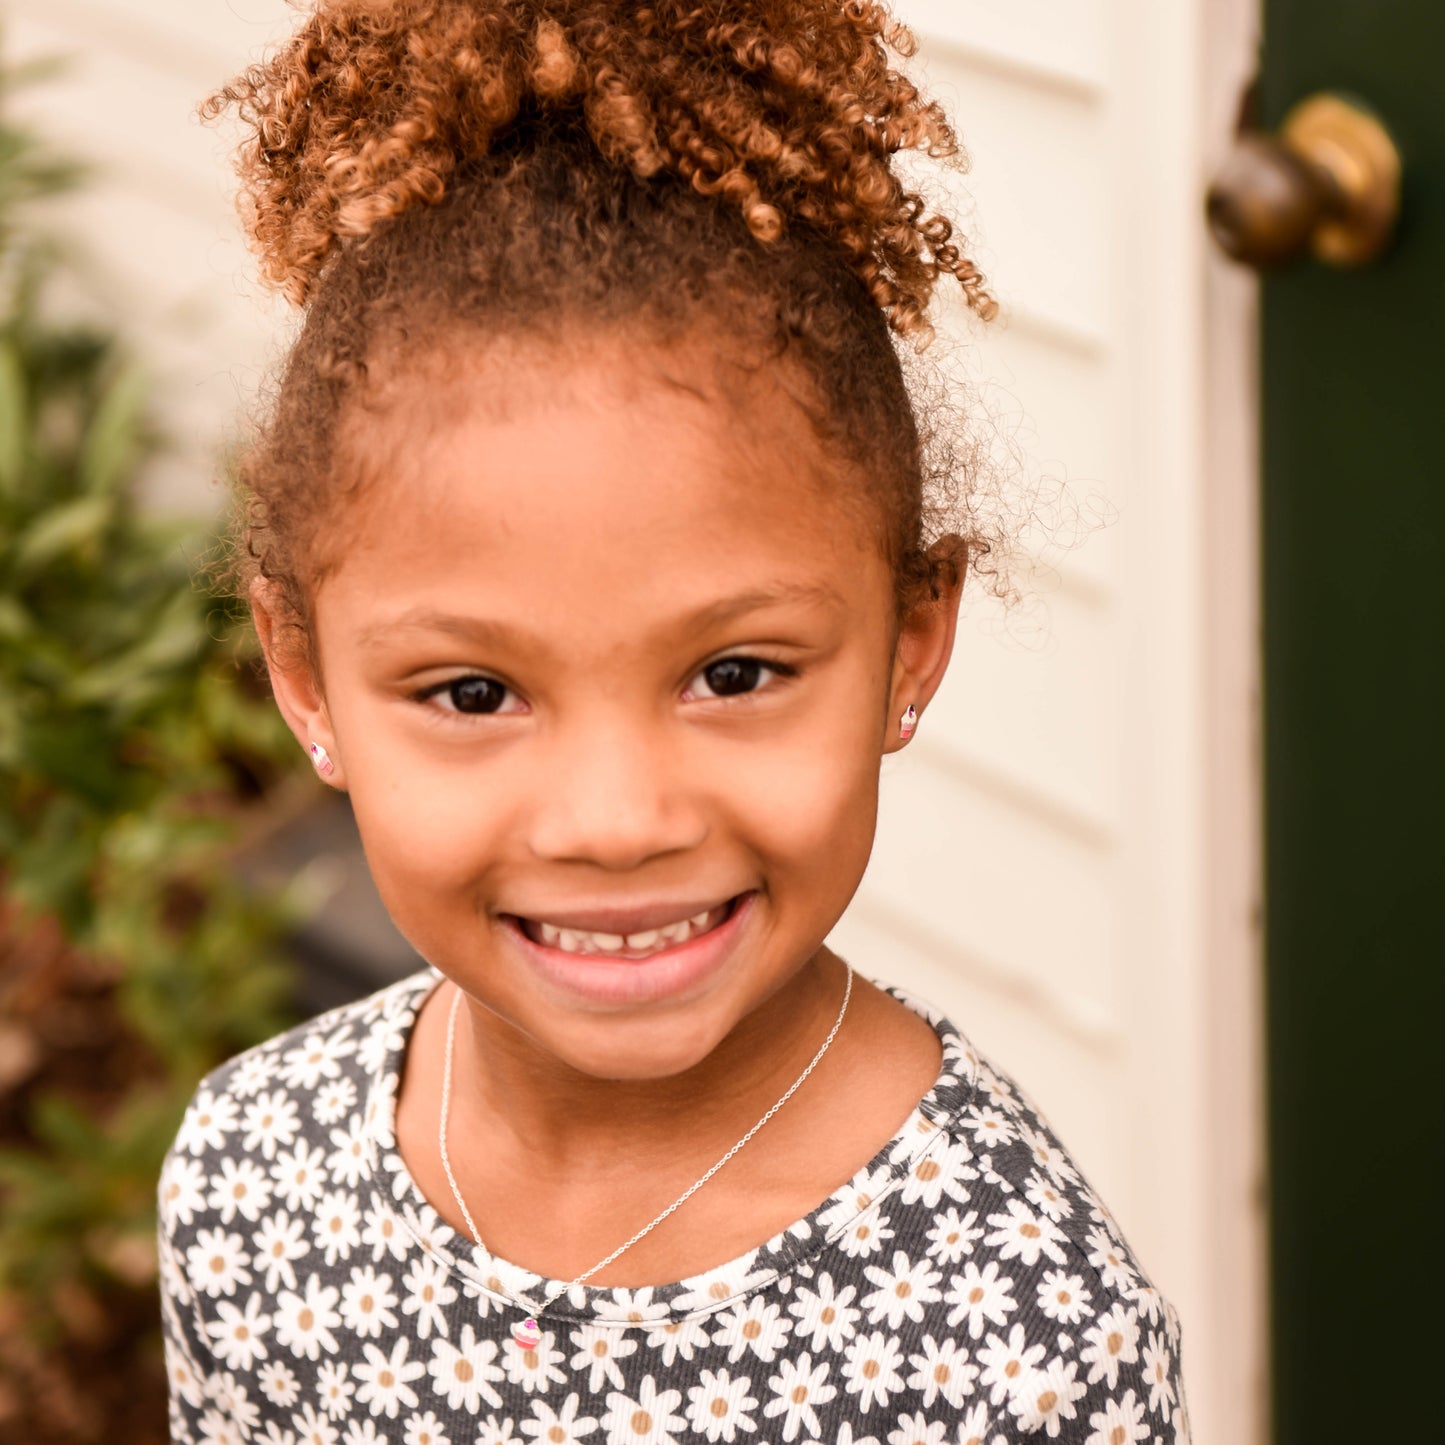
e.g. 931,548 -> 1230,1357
318,341 -> 888,647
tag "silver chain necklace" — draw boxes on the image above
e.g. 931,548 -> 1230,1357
437,963 -> 853,1350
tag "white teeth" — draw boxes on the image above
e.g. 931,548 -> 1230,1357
526,904 -> 730,957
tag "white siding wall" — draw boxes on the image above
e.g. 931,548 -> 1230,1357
4,3 -> 1266,1441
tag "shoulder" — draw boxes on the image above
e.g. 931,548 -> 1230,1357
157,967 -> 435,1248
877,984 -> 1192,1441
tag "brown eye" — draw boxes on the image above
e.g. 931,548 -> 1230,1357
445,676 -> 507,713
702,658 -> 764,696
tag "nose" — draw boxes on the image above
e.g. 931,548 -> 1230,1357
525,714 -> 707,870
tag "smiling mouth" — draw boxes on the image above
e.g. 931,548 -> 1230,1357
512,897 -> 739,960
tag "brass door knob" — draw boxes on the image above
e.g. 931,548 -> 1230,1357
1205,93 -> 1401,269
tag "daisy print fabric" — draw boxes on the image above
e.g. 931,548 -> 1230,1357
158,969 -> 1191,1444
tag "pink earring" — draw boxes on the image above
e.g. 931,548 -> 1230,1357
308,742 -> 335,776
899,705 -> 918,740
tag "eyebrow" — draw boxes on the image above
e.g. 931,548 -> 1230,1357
357,582 -> 845,653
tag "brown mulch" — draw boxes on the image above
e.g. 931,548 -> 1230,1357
0,903 -> 172,1445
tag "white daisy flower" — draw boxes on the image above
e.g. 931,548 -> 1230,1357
400,1255 -> 457,1339
943,1261 -> 1017,1340
159,1153 -> 208,1230
402,1409 -> 450,1445
1084,1388 -> 1150,1445
186,1227 -> 252,1299
788,1272 -> 861,1352
885,1411 -> 948,1445
519,1391 -> 598,1443
196,1406 -> 243,1445
1140,1330 -> 1177,1416
1036,1270 -> 1091,1326
313,1188 -> 363,1266
816,1168 -> 895,1235
354,1336 -> 426,1419
426,1322 -> 504,1413
257,1358 -> 302,1408
711,1296 -> 791,1364
208,1371 -> 260,1433
1024,1170 -> 1073,1223
327,1115 -> 372,1188
905,1334 -> 978,1410
279,1026 -> 356,1091
842,1331 -> 907,1414
643,1317 -> 713,1367
1084,1227 -> 1138,1294
178,1089 -> 240,1156
899,1140 -> 977,1210
983,1199 -> 1069,1270
602,1375 -> 687,1445
274,1274 -> 342,1361
203,1291 -> 271,1371
954,1402 -> 990,1445
475,1415 -> 523,1444
685,1366 -> 759,1442
314,1076 -> 359,1126
961,1105 -> 1016,1151
604,1288 -> 673,1327
1017,1124 -> 1080,1188
976,1324 -> 1046,1406
860,1251 -> 942,1329
568,1323 -> 638,1393
762,1352 -> 836,1442
1130,1282 -> 1165,1327
925,1207 -> 983,1267
1009,1356 -> 1087,1437
241,1090 -> 301,1160
290,1401 -> 338,1445
254,1421 -> 298,1445
503,1324 -> 567,1394
360,1200 -> 410,1264
1079,1305 -> 1140,1390
341,1419 -> 387,1445
317,1360 -> 355,1420
270,1141 -> 329,1212
253,1210 -> 311,1293
803,1424 -> 880,1445
834,1208 -> 895,1261
356,1018 -> 404,1077
229,1051 -> 274,1100
339,1264 -> 399,1338
164,1334 -> 205,1409
208,1155 -> 274,1225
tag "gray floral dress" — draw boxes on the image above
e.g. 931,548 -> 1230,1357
158,968 -> 1191,1445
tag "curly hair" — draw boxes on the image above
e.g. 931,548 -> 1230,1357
201,0 -> 1004,656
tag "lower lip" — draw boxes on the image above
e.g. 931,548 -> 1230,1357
504,893 -> 755,1007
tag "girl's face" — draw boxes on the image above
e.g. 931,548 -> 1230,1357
266,339 -> 956,1081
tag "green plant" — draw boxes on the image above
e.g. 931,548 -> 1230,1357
0,48 -> 309,1442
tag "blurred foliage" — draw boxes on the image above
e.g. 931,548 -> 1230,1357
0,47 -> 309,1441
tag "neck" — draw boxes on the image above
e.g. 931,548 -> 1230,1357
447,952 -> 848,1178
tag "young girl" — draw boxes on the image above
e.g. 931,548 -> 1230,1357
159,3 -> 1190,1442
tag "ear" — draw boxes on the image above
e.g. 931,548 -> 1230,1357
250,578 -> 346,789
882,541 -> 966,755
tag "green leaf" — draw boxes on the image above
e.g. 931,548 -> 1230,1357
12,494 -> 115,573
78,361 -> 149,497
0,338 -> 24,495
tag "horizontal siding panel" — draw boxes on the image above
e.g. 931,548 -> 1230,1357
858,747 -> 1118,1032
908,55 -> 1112,350
827,905 -> 1129,1221
927,584 -> 1123,833
901,0 -> 1110,96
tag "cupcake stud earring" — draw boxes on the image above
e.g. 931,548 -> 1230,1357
308,742 -> 335,776
899,705 -> 918,740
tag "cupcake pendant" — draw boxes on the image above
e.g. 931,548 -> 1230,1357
513,1318 -> 543,1351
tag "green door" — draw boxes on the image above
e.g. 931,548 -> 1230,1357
1260,3 -> 1444,1441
